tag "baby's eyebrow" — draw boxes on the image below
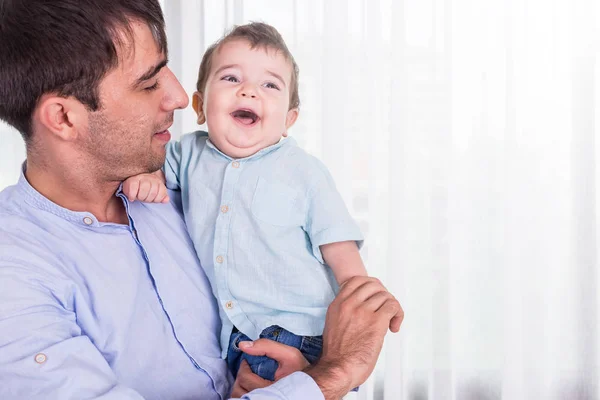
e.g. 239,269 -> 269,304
213,64 -> 239,76
266,70 -> 286,87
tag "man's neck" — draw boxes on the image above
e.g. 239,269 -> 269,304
25,158 -> 129,225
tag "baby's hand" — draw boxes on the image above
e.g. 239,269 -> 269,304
122,170 -> 170,204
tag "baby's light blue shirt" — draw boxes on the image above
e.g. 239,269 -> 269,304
165,131 -> 363,357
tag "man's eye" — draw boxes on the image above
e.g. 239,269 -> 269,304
222,75 -> 239,83
264,82 -> 280,90
144,81 -> 160,91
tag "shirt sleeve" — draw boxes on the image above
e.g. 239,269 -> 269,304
303,161 -> 364,263
164,139 -> 183,191
230,372 -> 324,400
0,260 -> 144,400
163,131 -> 211,191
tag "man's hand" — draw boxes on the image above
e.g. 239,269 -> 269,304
230,361 -> 270,397
306,276 -> 404,399
230,339 -> 310,397
122,170 -> 169,203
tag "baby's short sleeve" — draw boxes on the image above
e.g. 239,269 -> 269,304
304,161 -> 364,264
164,140 -> 183,190
163,131 -> 210,191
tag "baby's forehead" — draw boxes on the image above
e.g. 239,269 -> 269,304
214,39 -> 290,65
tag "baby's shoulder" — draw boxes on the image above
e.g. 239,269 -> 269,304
178,130 -> 210,151
270,140 -> 333,187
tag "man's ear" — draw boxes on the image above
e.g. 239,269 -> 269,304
192,91 -> 206,125
35,94 -> 87,141
282,108 -> 299,137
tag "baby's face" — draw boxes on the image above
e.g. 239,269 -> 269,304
199,39 -> 298,159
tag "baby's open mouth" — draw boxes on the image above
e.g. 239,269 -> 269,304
231,109 -> 259,126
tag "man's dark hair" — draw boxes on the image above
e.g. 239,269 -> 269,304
0,0 -> 167,142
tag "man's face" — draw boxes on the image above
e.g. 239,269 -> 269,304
200,39 -> 298,159
82,21 -> 188,180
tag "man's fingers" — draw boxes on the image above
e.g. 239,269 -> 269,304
335,276 -> 380,303
229,382 -> 245,398
338,279 -> 388,308
377,298 -> 403,330
362,291 -> 395,312
234,360 -> 270,393
239,338 -> 297,361
389,314 -> 403,333
239,338 -> 309,380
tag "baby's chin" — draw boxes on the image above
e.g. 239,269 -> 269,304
211,139 -> 261,159
216,136 -> 282,159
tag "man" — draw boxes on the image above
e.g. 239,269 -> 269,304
0,1 -> 403,399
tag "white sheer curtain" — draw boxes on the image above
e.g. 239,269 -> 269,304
0,122 -> 24,189
161,1 -> 600,399
1,0 -> 599,398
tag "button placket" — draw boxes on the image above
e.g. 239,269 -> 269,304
213,157 -> 244,327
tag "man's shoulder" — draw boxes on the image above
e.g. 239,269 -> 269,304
1,183 -> 48,235
0,182 -> 28,223
0,185 -> 61,274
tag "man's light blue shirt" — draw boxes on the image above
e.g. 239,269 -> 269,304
0,168 -> 324,400
164,131 -> 363,357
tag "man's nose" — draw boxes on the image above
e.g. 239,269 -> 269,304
162,68 -> 190,110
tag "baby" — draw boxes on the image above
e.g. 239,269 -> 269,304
124,22 -> 393,384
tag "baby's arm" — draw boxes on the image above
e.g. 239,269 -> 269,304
122,169 -> 170,203
320,241 -> 367,286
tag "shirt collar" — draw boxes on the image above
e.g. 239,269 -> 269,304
205,136 -> 295,161
17,163 -> 125,228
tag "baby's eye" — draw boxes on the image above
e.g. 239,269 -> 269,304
222,75 -> 239,83
263,82 -> 280,90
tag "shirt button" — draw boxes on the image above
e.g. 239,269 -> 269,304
225,301 -> 234,309
220,205 -> 229,213
216,255 -> 224,264
34,353 -> 47,364
232,161 -> 240,168
83,217 -> 93,225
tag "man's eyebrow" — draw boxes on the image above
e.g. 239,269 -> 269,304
134,58 -> 169,86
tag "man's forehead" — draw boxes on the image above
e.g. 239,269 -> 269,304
112,21 -> 165,76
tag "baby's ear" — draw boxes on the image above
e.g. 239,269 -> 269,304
192,91 -> 206,125
283,108 -> 299,137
